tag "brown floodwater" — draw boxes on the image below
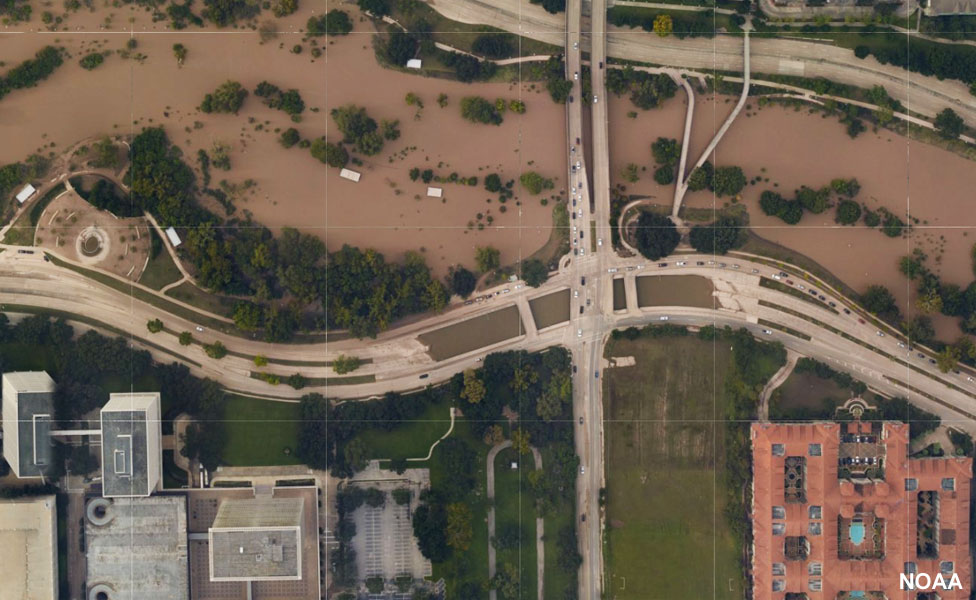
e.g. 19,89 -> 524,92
418,304 -> 524,361
527,288 -> 570,330
612,277 -> 626,311
1,5 -> 565,278
611,94 -> 976,339
636,275 -> 714,308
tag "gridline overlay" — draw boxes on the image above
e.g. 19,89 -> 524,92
2,1 -> 976,599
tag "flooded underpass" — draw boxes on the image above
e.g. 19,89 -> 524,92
528,289 -> 571,331
418,305 -> 524,361
612,278 -> 626,311
636,275 -> 714,308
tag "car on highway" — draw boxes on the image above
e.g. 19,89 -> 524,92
732,264 -> 740,269
751,268 -> 760,274
929,358 -> 937,365
659,316 -> 669,321
876,331 -> 885,337
898,342 -> 906,348
762,329 -> 773,335
580,466 -> 585,474
419,374 -> 429,379
577,328 -> 582,337
593,95 -> 598,103
786,280 -> 794,285
772,274 -> 782,280
828,301 -> 837,308
574,71 -> 579,80
574,290 -> 579,297
858,318 -> 866,324
676,261 -> 687,266
599,61 -> 603,68
579,247 -> 585,256
696,261 -> 705,266
658,262 -> 668,267
595,371 -> 599,378
597,238 -> 603,246
573,42 -> 579,50
607,268 -> 618,273
844,308 -> 851,315
797,284 -> 805,290
579,277 -> 585,286
195,326 -> 204,332
818,295 -> 827,301
578,208 -> 583,217
918,353 -> 926,359
809,289 -> 818,296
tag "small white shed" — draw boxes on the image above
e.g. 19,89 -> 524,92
340,168 -> 362,183
15,184 -> 36,204
406,59 -> 422,69
164,227 -> 182,248
427,187 -> 443,198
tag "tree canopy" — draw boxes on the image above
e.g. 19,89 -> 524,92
633,211 -> 679,260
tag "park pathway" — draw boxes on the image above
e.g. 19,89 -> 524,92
759,349 -> 799,421
486,440 -> 545,600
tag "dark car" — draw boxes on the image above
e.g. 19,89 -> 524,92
581,276 -> 586,285
658,262 -> 668,267
573,365 -> 577,373
581,514 -> 586,522
828,301 -> 837,307
578,417 -> 583,425
843,308 -> 851,315
595,371 -> 599,379
809,289 -> 818,296
419,373 -> 429,379
917,353 -> 925,359
576,137 -> 580,144
579,306 -> 584,314
598,61 -> 603,68
696,261 -> 705,266
929,359 -> 937,365
569,95 -> 574,103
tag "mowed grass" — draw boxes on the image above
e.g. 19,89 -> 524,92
359,395 -> 454,461
774,371 -> 850,413
603,336 -> 744,599
221,394 -> 302,466
139,234 -> 183,290
493,446 -> 538,600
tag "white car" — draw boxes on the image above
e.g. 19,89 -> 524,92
597,238 -> 603,246
577,328 -> 583,337
574,289 -> 579,297
898,342 -> 906,348
659,316 -> 669,321
797,284 -> 806,290
607,268 -> 618,273
573,226 -> 577,232
876,331 -> 885,337
772,274 -> 782,280
676,261 -> 687,266
573,41 -> 579,50
580,465 -> 585,474
579,248 -> 585,256
593,95 -> 598,103
576,161 -> 581,169
574,71 -> 579,80
502,288 -> 511,294
578,209 -> 583,217
762,329 -> 773,335
514,284 -> 523,290
636,265 -> 644,269
195,326 -> 204,332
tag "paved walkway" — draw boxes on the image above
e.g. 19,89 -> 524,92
759,349 -> 799,421
486,440 -> 545,600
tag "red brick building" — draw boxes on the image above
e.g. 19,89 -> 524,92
751,421 -> 972,600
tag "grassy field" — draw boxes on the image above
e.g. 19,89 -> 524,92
164,280 -> 237,318
220,394 -> 302,466
429,419 -> 490,598
493,446 -> 538,600
358,395 -> 454,461
2,183 -> 65,246
139,230 -> 183,290
774,371 -> 850,413
602,335 -> 744,599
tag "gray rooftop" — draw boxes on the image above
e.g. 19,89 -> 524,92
926,0 -> 976,13
2,372 -> 55,478
209,497 -> 304,581
100,393 -> 160,497
85,495 -> 189,600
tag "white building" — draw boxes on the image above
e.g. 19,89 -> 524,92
1,372 -> 55,479
339,168 -> 362,183
0,495 -> 58,600
426,187 -> 443,198
15,183 -> 36,204
406,59 -> 422,69
164,227 -> 182,248
100,392 -> 162,498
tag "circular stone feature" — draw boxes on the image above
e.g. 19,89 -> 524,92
75,226 -> 110,264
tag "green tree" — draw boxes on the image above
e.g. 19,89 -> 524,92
232,301 -> 263,330
307,10 -> 352,35
492,563 -> 520,600
309,137 -> 348,167
688,215 -> 744,255
686,161 -> 712,191
519,171 -> 554,195
484,173 -> 502,192
710,166 -> 746,197
272,0 -> 297,17
935,108 -> 964,139
333,354 -> 361,374
203,340 -> 227,359
475,246 -> 500,272
903,316 -> 935,344
537,369 -> 571,420
79,52 -> 105,70
254,354 -> 268,366
358,0 -> 390,16
178,331 -> 193,345
146,318 -> 163,333
445,502 -> 473,551
522,258 -> 549,287
796,185 -> 829,214
650,137 -> 680,166
460,368 -> 485,404
200,80 -> 248,114
91,136 -> 118,168
861,284 -> 898,318
653,165 -> 674,185
937,345 -> 961,373
279,127 -> 300,148
835,199 -> 862,225
633,211 -> 679,260
173,43 -> 187,65
448,265 -> 477,298
460,96 -> 502,125
511,429 -> 530,455
621,163 -> 639,183
653,13 -> 673,37
916,288 -> 943,315
385,30 -> 418,66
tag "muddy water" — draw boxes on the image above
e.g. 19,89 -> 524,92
418,304 -> 524,361
528,288 -> 570,330
636,275 -> 713,308
2,5 -> 565,278
612,277 -> 626,311
611,94 -> 976,339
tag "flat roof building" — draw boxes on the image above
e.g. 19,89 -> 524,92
2,371 -> 55,479
100,393 -> 161,498
15,183 -> 37,204
85,495 -> 189,600
339,168 -> 361,182
164,226 -> 182,248
752,421 -> 972,600
208,497 -> 304,582
0,495 -> 58,600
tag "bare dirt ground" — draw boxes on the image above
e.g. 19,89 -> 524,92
36,190 -> 150,280
610,94 -> 976,338
2,4 -> 565,278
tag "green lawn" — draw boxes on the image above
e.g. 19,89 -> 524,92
221,394 -> 302,466
139,230 -> 183,290
429,419 -> 490,599
164,280 -> 237,318
493,446 -> 538,600
602,335 -> 744,599
2,182 -> 65,246
359,395 -> 454,461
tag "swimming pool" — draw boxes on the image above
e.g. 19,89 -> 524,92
849,522 -> 866,545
